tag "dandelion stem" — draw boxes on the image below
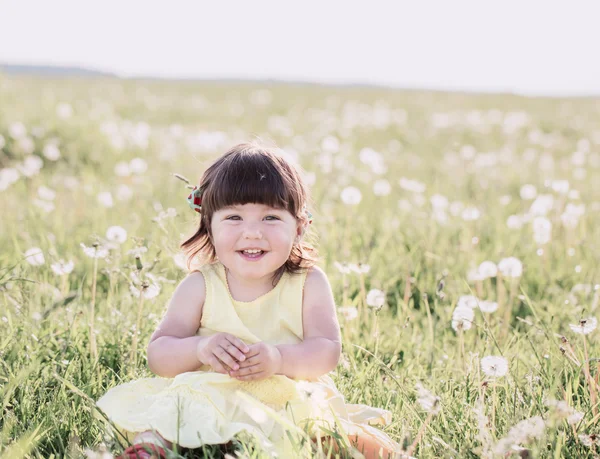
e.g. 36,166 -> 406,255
89,256 -> 98,361
583,335 -> 598,416
130,287 -> 146,371
358,272 -> 367,325
406,411 -> 434,456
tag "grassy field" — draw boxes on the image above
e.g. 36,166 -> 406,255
1,73 -> 600,458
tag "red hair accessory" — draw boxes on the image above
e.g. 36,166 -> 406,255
187,186 -> 203,213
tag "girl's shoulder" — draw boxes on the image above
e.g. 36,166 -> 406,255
302,265 -> 332,296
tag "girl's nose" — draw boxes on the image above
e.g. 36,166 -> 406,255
242,225 -> 263,239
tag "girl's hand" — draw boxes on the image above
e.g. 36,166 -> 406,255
196,332 -> 249,374
229,341 -> 282,381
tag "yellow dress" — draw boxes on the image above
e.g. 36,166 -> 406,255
96,262 -> 400,457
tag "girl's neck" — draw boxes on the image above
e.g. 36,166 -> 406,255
224,266 -> 283,302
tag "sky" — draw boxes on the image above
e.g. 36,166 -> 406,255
1,0 -> 599,96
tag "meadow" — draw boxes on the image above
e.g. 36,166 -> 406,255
1,73 -> 599,458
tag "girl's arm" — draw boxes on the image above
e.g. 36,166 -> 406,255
146,271 -> 207,378
276,266 -> 342,380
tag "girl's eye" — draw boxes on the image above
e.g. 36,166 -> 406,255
226,216 -> 241,220
265,216 -> 280,221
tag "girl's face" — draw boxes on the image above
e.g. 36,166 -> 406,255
210,203 -> 302,282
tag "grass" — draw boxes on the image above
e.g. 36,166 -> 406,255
1,73 -> 600,457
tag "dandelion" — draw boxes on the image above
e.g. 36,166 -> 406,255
333,261 -> 351,274
478,300 -> 498,313
81,243 -> 109,259
296,381 -> 328,404
520,184 -> 537,200
461,207 -> 481,221
480,355 -> 509,378
493,416 -> 545,456
340,186 -> 362,205
128,246 -> 148,257
569,317 -> 597,335
97,191 -> 114,208
529,194 -> 554,216
9,122 -> 27,139
0,167 -> 20,191
106,226 -> 127,244
348,263 -> 370,274
430,194 -> 449,209
24,247 -> 45,266
532,217 -> 552,245
399,177 -> 426,193
41,143 -> 61,162
114,161 -> 131,177
478,261 -> 498,278
497,257 -> 523,278
17,155 -> 43,177
366,289 -> 385,310
373,179 -> 391,196
51,259 -> 74,276
129,158 -> 148,175
415,383 -> 441,415
56,102 -> 73,119
506,214 -> 524,229
452,304 -> 474,331
116,184 -> 133,201
338,306 -> 358,321
457,295 -> 479,309
173,253 -> 187,270
129,282 -> 161,299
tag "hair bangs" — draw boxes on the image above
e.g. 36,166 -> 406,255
205,152 -> 296,215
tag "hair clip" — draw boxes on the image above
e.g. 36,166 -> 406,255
187,186 -> 203,213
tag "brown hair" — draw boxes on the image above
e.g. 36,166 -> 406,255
180,141 -> 318,283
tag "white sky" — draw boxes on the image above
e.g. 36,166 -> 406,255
1,0 -> 599,96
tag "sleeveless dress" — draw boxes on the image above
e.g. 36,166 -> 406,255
96,262 -> 401,457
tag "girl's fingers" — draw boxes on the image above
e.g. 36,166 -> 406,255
232,371 -> 265,381
215,346 -> 239,371
225,335 -> 250,354
230,363 -> 261,377
207,356 -> 228,374
237,355 -> 259,368
225,343 -> 246,362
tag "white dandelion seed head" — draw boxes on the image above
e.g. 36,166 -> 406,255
106,226 -> 127,244
114,161 -> 131,177
366,289 -> 386,308
0,167 -> 20,191
129,157 -> 148,175
97,191 -> 114,208
507,214 -> 524,230
461,207 -> 481,221
18,155 -> 44,177
480,355 -> 509,378
37,185 -> 56,201
173,252 -> 187,270
551,179 -> 570,195
399,177 -> 426,193
457,295 -> 479,309
373,179 -> 391,196
498,257 -> 523,278
349,263 -> 370,274
529,194 -> 554,216
430,194 -> 449,209
478,301 -> 498,313
520,184 -> 537,200
24,247 -> 45,266
333,261 -> 351,274
568,317 -> 597,335
116,184 -> 133,201
452,304 -> 475,331
467,267 -> 486,282
340,186 -> 362,205
338,306 -> 358,321
478,261 -> 498,278
42,143 -> 61,161
50,259 -> 75,276
80,243 -> 109,259
415,383 -> 441,415
56,102 -> 73,119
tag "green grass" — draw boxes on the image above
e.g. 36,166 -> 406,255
1,73 -> 600,458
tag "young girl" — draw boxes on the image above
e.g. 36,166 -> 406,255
97,142 -> 401,458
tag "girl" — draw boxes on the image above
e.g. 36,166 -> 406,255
97,142 -> 401,458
